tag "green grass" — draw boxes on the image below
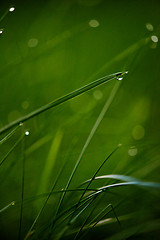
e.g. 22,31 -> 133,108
0,1 -> 160,240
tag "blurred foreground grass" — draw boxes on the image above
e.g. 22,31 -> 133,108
0,0 -> 160,239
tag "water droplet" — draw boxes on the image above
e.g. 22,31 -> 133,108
118,143 -> 122,147
11,201 -> 15,206
116,74 -> 123,81
19,122 -> 23,127
151,35 -> 158,43
9,7 -> 15,12
0,30 -> 3,34
25,130 -> 30,136
116,71 -> 128,81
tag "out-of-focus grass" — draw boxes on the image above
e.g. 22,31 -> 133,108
0,0 -> 160,239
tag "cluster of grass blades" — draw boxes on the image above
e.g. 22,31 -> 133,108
1,67 -> 160,239
0,2 -> 160,240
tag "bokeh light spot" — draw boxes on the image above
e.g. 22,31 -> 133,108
89,19 -> 100,28
146,23 -> 153,31
93,90 -> 103,100
132,125 -> 145,140
128,147 -> 138,156
22,101 -> 29,109
151,35 -> 158,43
28,38 -> 38,48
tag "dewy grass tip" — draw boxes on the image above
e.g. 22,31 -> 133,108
0,71 -> 127,134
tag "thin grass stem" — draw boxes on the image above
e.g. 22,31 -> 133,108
0,134 -> 25,167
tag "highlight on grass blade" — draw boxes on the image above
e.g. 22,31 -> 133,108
0,6 -> 15,24
0,201 -> 15,213
0,123 -> 23,145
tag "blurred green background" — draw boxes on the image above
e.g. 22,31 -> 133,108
0,0 -> 160,239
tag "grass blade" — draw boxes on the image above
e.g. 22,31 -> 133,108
0,71 -> 127,135
24,160 -> 66,240
18,132 -> 26,240
53,80 -> 124,224
0,123 -> 22,145
0,134 -> 25,167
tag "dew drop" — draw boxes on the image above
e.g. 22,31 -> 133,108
19,122 -> 23,127
25,130 -> 30,136
116,74 -> 123,81
118,143 -> 122,147
11,201 -> 15,206
9,7 -> 15,12
151,35 -> 158,43
0,30 -> 3,34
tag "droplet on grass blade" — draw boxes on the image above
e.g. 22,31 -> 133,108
116,75 -> 123,81
25,130 -> 30,136
118,143 -> 122,147
0,30 -> 3,34
19,122 -> 23,127
116,71 -> 128,81
9,7 -> 15,12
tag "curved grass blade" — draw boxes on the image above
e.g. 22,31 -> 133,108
52,197 -> 97,240
81,174 -> 139,186
74,146 -> 121,210
66,146 -> 121,238
74,203 -> 120,240
99,181 -> 160,191
32,195 -> 97,240
24,166 -> 65,240
0,71 -> 127,135
0,201 -> 15,213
